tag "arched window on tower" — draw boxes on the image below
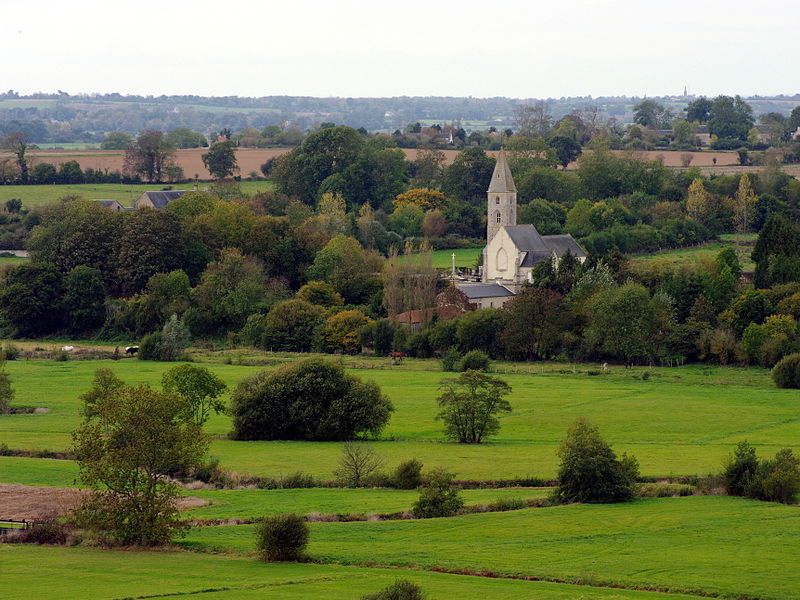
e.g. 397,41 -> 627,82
495,211 -> 501,224
495,196 -> 500,204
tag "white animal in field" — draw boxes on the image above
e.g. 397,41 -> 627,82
61,346 -> 75,352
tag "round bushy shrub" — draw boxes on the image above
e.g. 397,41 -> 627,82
137,332 -> 163,361
412,469 -> 464,518
362,579 -> 426,600
554,418 -> 639,503
459,349 -> 490,372
230,358 -> 393,441
440,348 -> 461,372
255,514 -> 309,562
772,353 -> 800,389
392,459 -> 423,489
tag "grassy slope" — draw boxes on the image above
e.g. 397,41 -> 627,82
629,235 -> 757,274
0,180 -> 274,209
0,545 -> 695,600
183,496 -> 800,599
1,359 -> 798,480
393,246 -> 483,269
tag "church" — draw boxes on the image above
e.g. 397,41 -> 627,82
456,150 -> 587,308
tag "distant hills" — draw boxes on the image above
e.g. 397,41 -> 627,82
1,90 -> 799,143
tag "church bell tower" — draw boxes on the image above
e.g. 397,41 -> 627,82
486,149 -> 517,242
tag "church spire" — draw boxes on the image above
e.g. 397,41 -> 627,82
487,149 -> 516,193
486,149 -> 517,243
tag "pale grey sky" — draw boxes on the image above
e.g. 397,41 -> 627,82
2,0 -> 798,98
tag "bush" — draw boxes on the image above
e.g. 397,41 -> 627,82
0,363 -> 14,414
138,332 -> 163,360
554,418 -> 639,503
772,353 -> 800,388
440,348 -> 461,372
436,371 -> 511,444
392,459 -> 423,489
362,580 -> 426,600
723,441 -> 759,496
230,358 -> 394,441
724,442 -> 800,504
334,442 -> 384,487
412,469 -> 464,518
2,343 -> 20,361
458,349 -> 490,371
750,449 -> 800,503
254,514 -> 309,562
13,520 -> 68,545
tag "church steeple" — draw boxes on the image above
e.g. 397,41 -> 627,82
486,149 -> 517,242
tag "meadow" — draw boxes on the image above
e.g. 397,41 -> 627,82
181,496 -> 800,599
2,353 -> 799,599
0,356 -> 797,481
628,233 -> 757,274
0,180 -> 275,209
0,544 -> 698,600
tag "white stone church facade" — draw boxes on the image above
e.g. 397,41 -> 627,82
456,150 -> 586,308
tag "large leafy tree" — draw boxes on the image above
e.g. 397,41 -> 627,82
685,96 -> 713,123
436,370 -> 512,444
584,282 -> 672,365
28,200 -> 124,283
202,140 -> 239,179
230,358 -> 393,441
501,287 -> 571,360
554,418 -> 639,503
64,266 -> 106,333
1,131 -> 29,183
161,364 -> 227,426
73,379 -> 208,546
708,95 -> 754,141
189,248 -> 269,335
441,147 -> 495,205
0,263 -> 65,336
124,130 -> 176,182
114,208 -> 185,295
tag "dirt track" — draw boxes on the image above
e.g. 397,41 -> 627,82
0,484 -> 206,520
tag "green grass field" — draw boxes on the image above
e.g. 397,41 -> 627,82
181,496 -> 800,599
0,357 -> 797,481
0,545 -> 696,600
629,235 -> 757,274
0,180 -> 275,209
393,246 -> 482,270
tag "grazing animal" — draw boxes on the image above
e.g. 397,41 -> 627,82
390,351 -> 405,365
125,346 -> 139,355
61,346 -> 74,352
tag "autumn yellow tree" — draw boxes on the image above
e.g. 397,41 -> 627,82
393,188 -> 448,211
734,174 -> 758,240
685,178 -> 716,226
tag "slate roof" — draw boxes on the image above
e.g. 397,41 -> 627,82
93,199 -> 123,210
456,283 -> 515,299
541,234 -> 588,258
141,190 -> 187,208
487,149 -> 516,193
504,225 -> 550,253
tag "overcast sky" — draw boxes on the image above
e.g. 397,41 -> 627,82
2,0 -> 798,99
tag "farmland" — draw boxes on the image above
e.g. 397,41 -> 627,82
0,180 -> 275,209
1,352 -> 799,598
628,233 -> 757,274
0,356 -> 797,482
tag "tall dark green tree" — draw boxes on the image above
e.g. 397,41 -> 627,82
202,140 -> 239,179
64,266 -> 106,332
441,147 -> 495,205
708,95 -> 754,141
0,263 -> 65,336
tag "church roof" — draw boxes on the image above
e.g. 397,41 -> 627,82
487,149 -> 516,193
541,234 -> 588,258
456,283 -> 515,299
504,225 -> 550,253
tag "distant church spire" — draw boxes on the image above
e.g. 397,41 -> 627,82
486,149 -> 517,242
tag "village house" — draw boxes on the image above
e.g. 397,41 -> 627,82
134,190 -> 188,209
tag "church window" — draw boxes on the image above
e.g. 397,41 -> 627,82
496,248 -> 508,271
495,196 -> 500,204
495,211 -> 501,223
